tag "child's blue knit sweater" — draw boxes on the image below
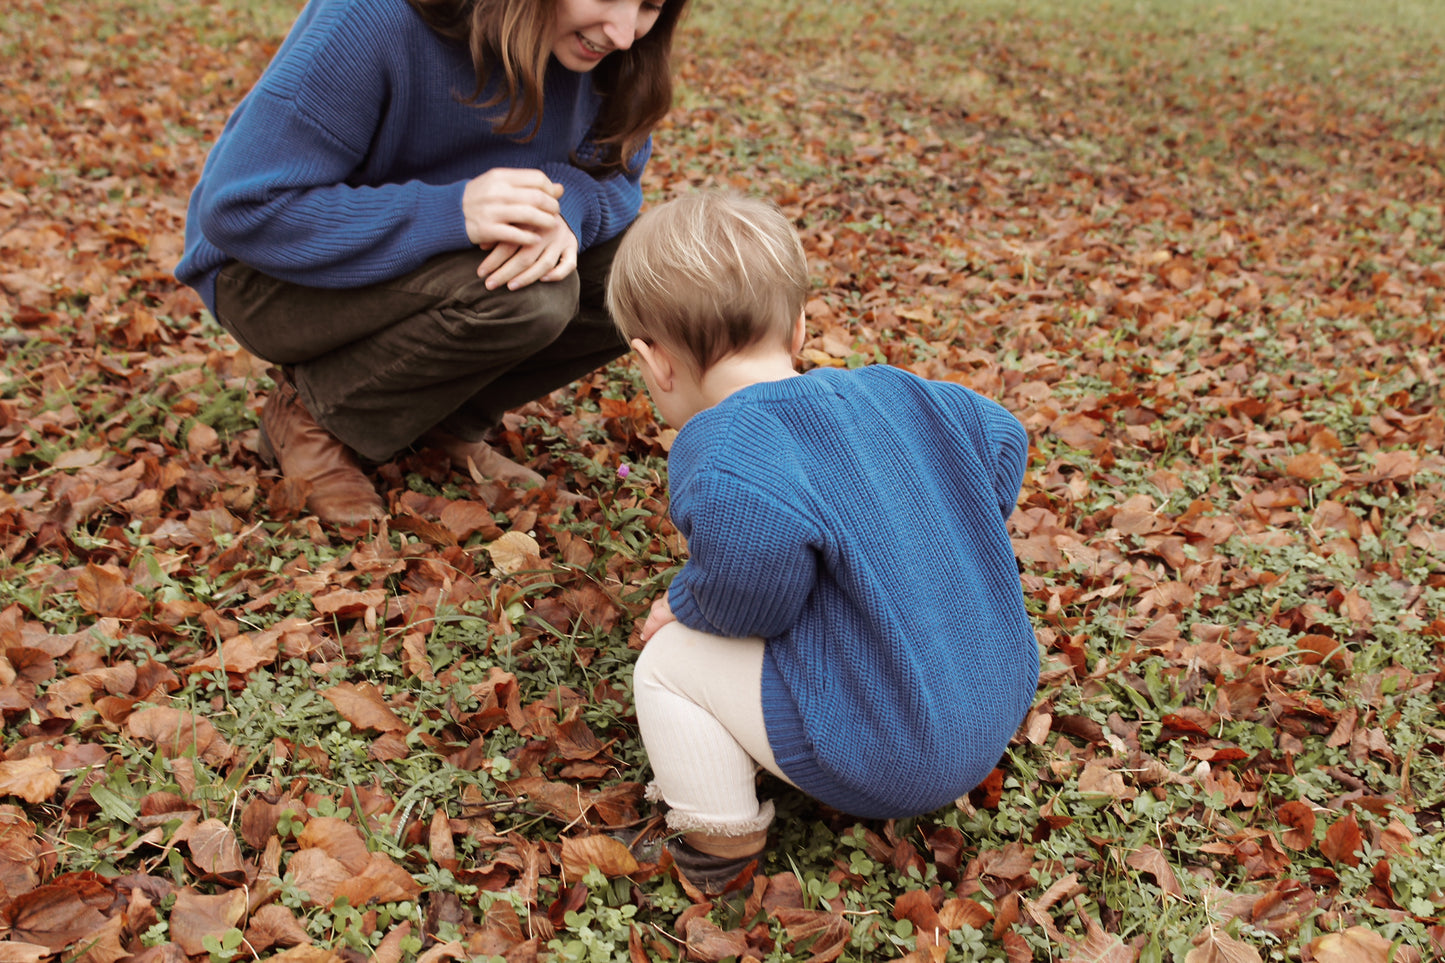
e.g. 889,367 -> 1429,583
664,365 -> 1038,819
176,0 -> 647,313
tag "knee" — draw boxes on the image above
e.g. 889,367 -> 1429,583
444,273 -> 581,347
632,623 -> 690,695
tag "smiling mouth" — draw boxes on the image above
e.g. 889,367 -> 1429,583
578,33 -> 608,55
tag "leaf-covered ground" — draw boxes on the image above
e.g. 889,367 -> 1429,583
1,0 -> 1443,961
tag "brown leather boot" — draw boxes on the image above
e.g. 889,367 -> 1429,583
419,427 -> 547,487
258,368 -> 386,525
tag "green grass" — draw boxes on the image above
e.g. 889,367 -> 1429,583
3,0 -> 1443,959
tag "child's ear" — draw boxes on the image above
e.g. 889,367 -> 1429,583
630,338 -> 675,392
790,310 -> 807,355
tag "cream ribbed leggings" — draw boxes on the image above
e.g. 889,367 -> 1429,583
631,622 -> 794,836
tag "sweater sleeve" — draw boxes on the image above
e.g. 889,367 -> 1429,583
191,88 -> 471,289
929,379 -> 1028,520
665,467 -> 821,640
982,402 -> 1030,520
541,137 -> 649,250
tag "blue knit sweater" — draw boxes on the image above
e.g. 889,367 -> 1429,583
664,365 -> 1038,819
176,0 -> 647,313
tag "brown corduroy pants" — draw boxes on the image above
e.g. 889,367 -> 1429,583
213,235 -> 626,462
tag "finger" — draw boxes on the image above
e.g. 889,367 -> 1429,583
484,245 -> 542,290
478,243 -> 519,281
501,202 -> 561,227
508,239 -> 572,290
541,246 -> 577,283
507,252 -> 558,290
491,170 -> 565,206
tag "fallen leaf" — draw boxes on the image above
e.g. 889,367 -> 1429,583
560,835 -> 640,882
488,531 -> 541,574
1308,925 -> 1395,963
0,758 -> 62,805
321,682 -> 408,733
167,888 -> 247,956
1185,929 -> 1263,963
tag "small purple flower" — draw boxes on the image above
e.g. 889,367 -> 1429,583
617,464 -> 631,479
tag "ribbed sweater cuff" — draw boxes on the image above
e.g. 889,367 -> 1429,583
666,582 -> 719,637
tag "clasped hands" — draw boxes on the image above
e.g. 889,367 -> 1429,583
462,167 -> 577,291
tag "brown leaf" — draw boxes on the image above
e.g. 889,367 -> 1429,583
1184,929 -> 1263,963
1276,801 -> 1317,850
1320,813 -> 1363,867
773,908 -> 851,963
124,707 -> 233,765
1307,926 -> 1395,963
488,531 -> 541,574
1065,904 -> 1133,962
267,946 -> 346,963
938,897 -> 992,931
1125,845 -> 1182,897
683,917 -> 750,962
560,835 -> 640,883
894,889 -> 944,945
74,564 -> 147,619
0,758 -> 62,805
312,588 -> 388,619
168,887 -> 248,956
73,913 -> 127,963
429,807 -> 456,865
245,904 -> 311,952
0,942 -> 50,963
1,884 -> 108,951
321,681 -> 408,733
0,810 -> 44,898
331,852 -> 423,906
370,921 -> 414,963
187,632 -> 279,675
439,500 -> 503,540
284,848 -> 349,906
186,819 -> 246,881
296,817 -> 371,874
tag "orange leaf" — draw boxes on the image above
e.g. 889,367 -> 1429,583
560,835 -> 640,882
1307,925 -> 1394,963
168,888 -> 248,956
74,564 -> 147,619
331,852 -> 423,906
1276,801 -> 1317,850
682,917 -> 750,963
125,707 -> 233,765
1125,845 -> 1183,897
297,817 -> 371,874
245,904 -> 312,953
322,682 -> 408,733
186,819 -> 246,880
1184,929 -> 1263,962
894,889 -> 944,945
0,884 -> 108,951
0,758 -> 62,805
1320,813 -> 1364,867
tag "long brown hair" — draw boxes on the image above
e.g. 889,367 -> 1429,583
408,0 -> 687,174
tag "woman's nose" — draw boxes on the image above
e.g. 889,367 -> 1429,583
602,3 -> 639,49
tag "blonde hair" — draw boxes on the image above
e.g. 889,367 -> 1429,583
607,191 -> 809,372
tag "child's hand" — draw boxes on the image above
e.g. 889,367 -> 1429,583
640,596 -> 676,642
